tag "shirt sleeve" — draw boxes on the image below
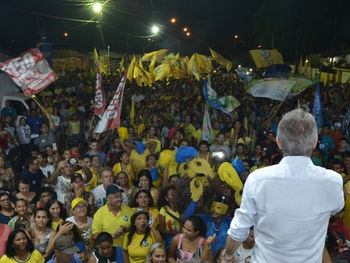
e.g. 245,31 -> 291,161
227,175 -> 256,242
92,209 -> 103,234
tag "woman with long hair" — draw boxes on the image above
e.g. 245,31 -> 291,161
31,208 -> 55,259
123,211 -> 163,263
158,186 -> 181,249
45,199 -> 65,231
0,229 -> 44,262
131,169 -> 159,205
167,215 -> 215,263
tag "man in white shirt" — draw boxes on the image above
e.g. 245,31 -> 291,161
91,168 -> 115,208
223,109 -> 344,263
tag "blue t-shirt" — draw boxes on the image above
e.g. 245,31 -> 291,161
1,107 -> 16,119
21,169 -> 44,193
26,116 -> 43,134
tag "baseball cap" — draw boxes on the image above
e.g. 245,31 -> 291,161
71,197 -> 87,210
54,235 -> 79,255
71,173 -> 83,183
106,185 -> 123,197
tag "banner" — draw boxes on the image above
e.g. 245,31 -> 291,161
94,63 -> 106,118
0,48 -> 58,96
203,77 -> 240,117
94,71 -> 127,133
247,75 -> 314,101
312,82 -> 323,129
202,101 -> 214,144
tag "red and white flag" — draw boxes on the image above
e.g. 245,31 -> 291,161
94,71 -> 127,133
0,48 -> 58,96
93,63 -> 106,118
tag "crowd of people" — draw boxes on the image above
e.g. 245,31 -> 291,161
0,66 -> 349,263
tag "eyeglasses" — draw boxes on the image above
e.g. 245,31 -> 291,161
74,205 -> 87,210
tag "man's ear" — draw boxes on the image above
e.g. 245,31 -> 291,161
313,135 -> 318,149
276,137 -> 282,150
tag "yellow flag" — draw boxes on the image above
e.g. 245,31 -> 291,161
154,63 -> 171,81
142,49 -> 168,63
249,49 -> 284,68
133,58 -> 152,87
188,54 -> 201,80
93,48 -> 108,74
209,48 -> 232,72
127,56 -> 136,82
119,57 -> 125,73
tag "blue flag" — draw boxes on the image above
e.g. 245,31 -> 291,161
312,83 -> 323,129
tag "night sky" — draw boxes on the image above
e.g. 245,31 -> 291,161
1,0 -> 350,62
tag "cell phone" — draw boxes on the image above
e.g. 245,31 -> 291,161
52,143 -> 57,151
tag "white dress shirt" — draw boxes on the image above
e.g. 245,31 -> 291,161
228,156 -> 344,263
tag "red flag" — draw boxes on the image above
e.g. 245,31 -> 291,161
94,71 -> 127,133
0,48 -> 58,96
93,63 -> 106,118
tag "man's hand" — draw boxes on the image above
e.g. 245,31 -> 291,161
112,226 -> 127,238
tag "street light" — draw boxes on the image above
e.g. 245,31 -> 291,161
151,25 -> 160,35
186,32 -> 191,37
183,27 -> 188,32
234,34 -> 238,39
64,32 -> 68,37
170,17 -> 176,24
93,2 -> 102,13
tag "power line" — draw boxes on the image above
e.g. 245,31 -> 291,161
0,5 -> 96,23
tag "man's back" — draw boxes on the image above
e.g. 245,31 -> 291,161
230,156 -> 344,263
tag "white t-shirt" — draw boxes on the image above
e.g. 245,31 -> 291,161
91,184 -> 107,208
40,164 -> 55,178
16,125 -> 31,144
55,176 -> 73,204
236,245 -> 254,263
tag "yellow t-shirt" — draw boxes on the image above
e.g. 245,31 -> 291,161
159,206 -> 181,232
340,173 -> 350,194
51,218 -> 64,231
123,232 -> 156,263
69,121 -> 80,135
92,204 -> 133,246
76,169 -> 99,192
131,207 -> 159,229
130,149 -> 150,176
0,249 -> 44,263
112,162 -> 133,186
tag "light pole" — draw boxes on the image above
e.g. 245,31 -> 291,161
93,1 -> 105,50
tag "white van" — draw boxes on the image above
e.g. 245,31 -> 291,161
0,93 -> 31,126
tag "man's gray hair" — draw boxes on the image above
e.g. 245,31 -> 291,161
277,108 -> 317,156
